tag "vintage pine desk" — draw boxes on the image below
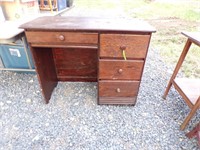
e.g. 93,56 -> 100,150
20,16 -> 156,105
163,32 -> 200,130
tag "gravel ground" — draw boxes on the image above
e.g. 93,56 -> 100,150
1,5 -> 200,150
0,47 -> 200,150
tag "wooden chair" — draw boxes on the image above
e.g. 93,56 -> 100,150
163,32 -> 200,130
181,96 -> 200,130
186,122 -> 200,146
40,0 -> 58,12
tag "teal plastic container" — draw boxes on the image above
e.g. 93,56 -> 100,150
0,40 -> 35,70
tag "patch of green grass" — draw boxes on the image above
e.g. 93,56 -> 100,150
181,45 -> 200,78
128,2 -> 200,21
75,0 -> 200,21
74,0 -> 121,10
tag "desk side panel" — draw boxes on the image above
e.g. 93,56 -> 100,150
53,48 -> 97,81
31,47 -> 58,103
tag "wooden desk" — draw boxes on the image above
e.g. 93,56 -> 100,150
163,32 -> 200,130
20,16 -> 155,105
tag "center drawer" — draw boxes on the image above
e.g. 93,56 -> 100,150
100,34 -> 150,59
99,59 -> 144,80
25,31 -> 98,45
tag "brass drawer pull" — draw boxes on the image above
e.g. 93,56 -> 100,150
118,69 -> 123,74
116,88 -> 121,93
120,46 -> 127,60
59,35 -> 65,41
122,50 -> 127,60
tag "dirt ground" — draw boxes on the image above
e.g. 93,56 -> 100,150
147,18 -> 200,78
148,18 -> 199,41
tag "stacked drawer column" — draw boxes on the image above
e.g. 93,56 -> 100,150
98,33 -> 151,105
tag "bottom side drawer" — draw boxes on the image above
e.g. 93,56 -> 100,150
98,97 -> 137,105
98,80 -> 140,97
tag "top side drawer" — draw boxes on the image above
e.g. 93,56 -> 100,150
100,34 -> 150,59
25,31 -> 98,45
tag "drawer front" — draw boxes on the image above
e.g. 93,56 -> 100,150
25,31 -> 98,45
99,80 -> 140,97
98,97 -> 137,105
99,59 -> 144,80
100,34 -> 150,59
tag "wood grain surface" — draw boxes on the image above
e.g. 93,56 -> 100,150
99,59 -> 144,80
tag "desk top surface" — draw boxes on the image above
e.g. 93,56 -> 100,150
20,16 -> 156,33
182,32 -> 200,46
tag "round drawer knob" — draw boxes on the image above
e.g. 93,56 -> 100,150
118,69 -> 123,74
120,45 -> 126,50
116,88 -> 121,93
59,35 -> 65,41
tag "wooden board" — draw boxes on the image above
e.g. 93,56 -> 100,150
31,47 -> 58,103
173,78 -> 200,105
99,59 -> 144,80
98,97 -> 137,105
53,48 -> 98,81
100,34 -> 150,59
20,16 -> 156,33
99,80 -> 140,97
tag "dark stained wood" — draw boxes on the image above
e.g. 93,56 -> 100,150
163,39 -> 192,99
30,47 -> 58,104
163,32 -> 200,130
100,34 -> 150,59
99,59 -> 144,80
173,78 -> 200,107
98,97 -> 137,105
25,31 -> 98,45
53,48 -> 97,81
20,16 -> 156,33
58,76 -> 97,82
181,96 -> 200,130
98,80 -> 140,97
20,16 -> 155,104
182,32 -> 200,47
29,44 -> 98,49
186,122 -> 200,146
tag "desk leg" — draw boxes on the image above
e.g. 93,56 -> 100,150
163,39 -> 192,99
31,47 -> 58,104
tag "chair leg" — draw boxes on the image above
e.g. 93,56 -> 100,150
162,81 -> 172,99
197,132 -> 200,146
48,0 -> 53,12
186,122 -> 200,146
54,0 -> 58,11
186,122 -> 200,138
40,0 -> 45,8
163,40 -> 192,99
181,97 -> 200,130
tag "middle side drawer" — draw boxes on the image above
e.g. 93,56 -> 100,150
99,59 -> 144,80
